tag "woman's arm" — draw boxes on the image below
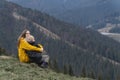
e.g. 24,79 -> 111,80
20,38 -> 43,52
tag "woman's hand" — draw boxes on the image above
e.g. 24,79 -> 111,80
41,47 -> 44,52
38,44 -> 43,48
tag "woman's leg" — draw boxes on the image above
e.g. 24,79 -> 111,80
26,51 -> 42,64
40,54 -> 49,68
41,55 -> 49,63
26,51 -> 49,68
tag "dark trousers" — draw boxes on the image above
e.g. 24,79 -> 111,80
26,51 -> 42,65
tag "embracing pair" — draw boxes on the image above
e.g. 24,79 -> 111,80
17,29 -> 49,68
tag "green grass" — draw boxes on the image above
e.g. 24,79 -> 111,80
0,56 -> 94,80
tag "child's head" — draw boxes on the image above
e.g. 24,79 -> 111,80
25,35 -> 35,42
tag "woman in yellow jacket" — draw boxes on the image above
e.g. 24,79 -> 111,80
17,29 -> 43,63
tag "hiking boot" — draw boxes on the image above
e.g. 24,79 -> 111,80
40,62 -> 48,68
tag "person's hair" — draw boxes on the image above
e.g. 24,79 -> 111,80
25,35 -> 35,42
17,29 -> 29,48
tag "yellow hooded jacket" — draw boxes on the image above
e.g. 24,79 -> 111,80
18,37 -> 43,62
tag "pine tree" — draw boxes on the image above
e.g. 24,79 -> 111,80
53,59 -> 59,73
0,47 -> 6,55
98,74 -> 102,80
80,66 -> 86,77
68,64 -> 74,76
90,71 -> 95,79
63,64 -> 68,74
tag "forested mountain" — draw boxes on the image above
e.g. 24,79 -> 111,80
7,0 -> 120,28
0,0 -> 120,80
7,0 -> 120,42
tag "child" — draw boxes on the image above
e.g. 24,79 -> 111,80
25,35 -> 49,68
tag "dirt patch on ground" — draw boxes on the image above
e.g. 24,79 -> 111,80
0,56 -> 12,59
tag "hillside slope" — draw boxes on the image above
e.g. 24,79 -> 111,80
0,56 -> 93,80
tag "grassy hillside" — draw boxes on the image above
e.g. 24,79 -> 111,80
0,56 -> 94,80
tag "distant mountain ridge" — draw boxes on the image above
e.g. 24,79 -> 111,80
0,0 -> 120,80
7,0 -> 120,27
